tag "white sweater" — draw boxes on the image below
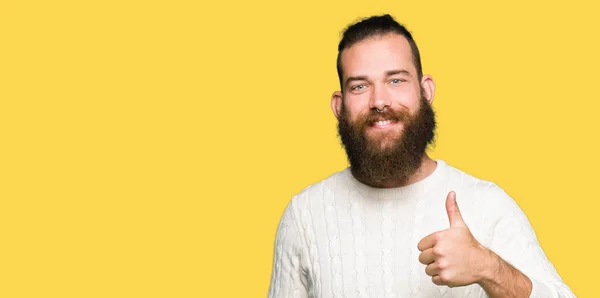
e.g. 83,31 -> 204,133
268,160 -> 574,298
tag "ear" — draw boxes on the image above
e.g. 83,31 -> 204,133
420,75 -> 436,105
331,91 -> 343,120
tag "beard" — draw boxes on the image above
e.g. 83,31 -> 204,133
337,92 -> 436,187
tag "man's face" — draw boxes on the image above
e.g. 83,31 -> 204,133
339,34 -> 424,147
333,33 -> 436,185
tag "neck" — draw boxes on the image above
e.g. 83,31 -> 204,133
352,154 -> 437,188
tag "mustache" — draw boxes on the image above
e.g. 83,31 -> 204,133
357,108 -> 411,126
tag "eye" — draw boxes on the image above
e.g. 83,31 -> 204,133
351,84 -> 366,91
390,79 -> 403,84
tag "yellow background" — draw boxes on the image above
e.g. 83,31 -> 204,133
1,0 -> 597,297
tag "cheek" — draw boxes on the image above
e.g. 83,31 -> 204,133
343,96 -> 370,121
390,87 -> 421,111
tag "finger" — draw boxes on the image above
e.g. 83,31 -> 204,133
445,191 -> 465,228
418,248 -> 436,265
425,263 -> 441,276
432,275 -> 444,286
417,232 -> 438,251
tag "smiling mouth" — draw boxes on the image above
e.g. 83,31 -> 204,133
371,120 -> 397,129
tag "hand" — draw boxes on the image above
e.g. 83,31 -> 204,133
417,191 -> 496,287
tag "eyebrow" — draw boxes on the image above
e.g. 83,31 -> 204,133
345,69 -> 412,88
385,69 -> 411,77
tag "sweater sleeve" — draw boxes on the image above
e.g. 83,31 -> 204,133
487,187 -> 575,298
268,199 -> 309,298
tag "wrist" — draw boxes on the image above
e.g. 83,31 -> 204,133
477,246 -> 502,287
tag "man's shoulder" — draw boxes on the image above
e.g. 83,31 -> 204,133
295,168 -> 350,197
442,160 -> 518,210
444,160 -> 504,194
287,168 -> 350,207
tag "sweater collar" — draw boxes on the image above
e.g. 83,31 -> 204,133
344,159 -> 447,200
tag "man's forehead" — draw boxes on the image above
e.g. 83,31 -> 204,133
341,34 -> 416,78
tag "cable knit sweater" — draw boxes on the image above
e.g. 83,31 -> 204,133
268,160 -> 574,297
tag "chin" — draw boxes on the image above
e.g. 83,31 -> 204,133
367,130 -> 402,142
368,135 -> 401,151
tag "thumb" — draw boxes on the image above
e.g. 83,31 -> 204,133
445,191 -> 465,227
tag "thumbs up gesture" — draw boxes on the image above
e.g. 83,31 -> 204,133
417,191 -> 495,287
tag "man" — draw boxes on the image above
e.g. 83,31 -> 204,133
268,14 -> 575,298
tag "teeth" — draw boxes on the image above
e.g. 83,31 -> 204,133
375,120 -> 392,126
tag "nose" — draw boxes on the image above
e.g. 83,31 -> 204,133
369,84 -> 391,112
